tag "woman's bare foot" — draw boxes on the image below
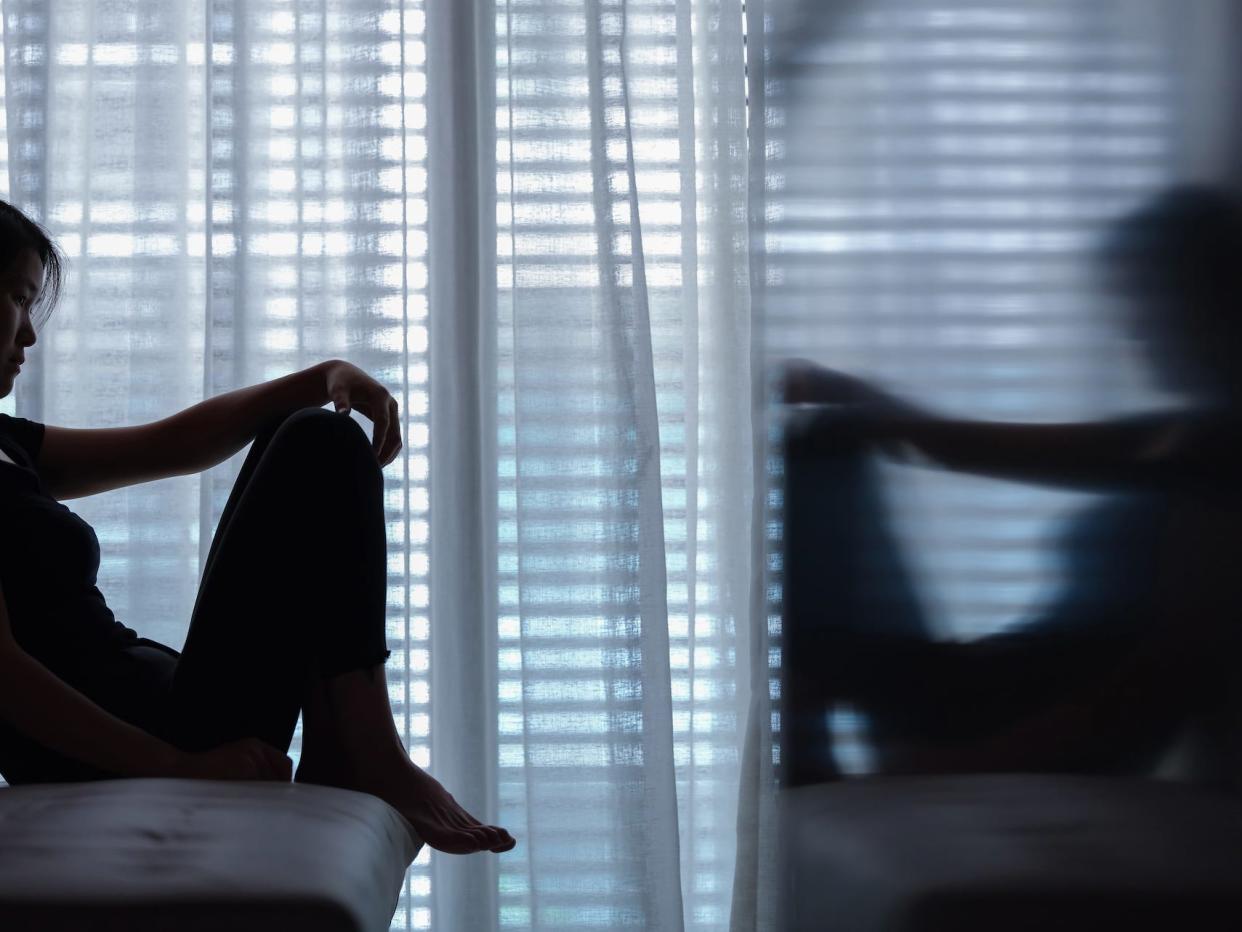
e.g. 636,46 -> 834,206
296,752 -> 512,853
308,664 -> 515,854
359,759 -> 516,854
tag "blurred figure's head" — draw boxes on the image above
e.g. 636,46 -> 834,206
1100,186 -> 1242,403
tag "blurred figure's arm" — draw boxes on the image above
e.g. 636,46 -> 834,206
780,358 -> 1224,490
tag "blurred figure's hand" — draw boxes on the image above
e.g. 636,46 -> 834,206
778,359 -> 924,460
778,358 -> 888,407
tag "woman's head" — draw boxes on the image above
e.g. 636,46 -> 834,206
0,200 -> 63,398
0,200 -> 62,331
1099,185 -> 1242,400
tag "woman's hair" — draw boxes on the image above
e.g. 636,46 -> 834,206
0,199 -> 63,332
1099,184 -> 1242,318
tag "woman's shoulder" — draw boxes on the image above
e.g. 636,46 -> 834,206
0,412 -> 45,467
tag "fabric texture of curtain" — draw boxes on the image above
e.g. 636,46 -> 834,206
0,1 -> 760,929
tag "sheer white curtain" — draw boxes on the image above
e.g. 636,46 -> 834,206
0,1 -> 759,929
434,0 -> 755,928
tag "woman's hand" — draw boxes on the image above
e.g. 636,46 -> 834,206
778,358 -> 922,457
323,360 -> 403,467
778,358 -> 891,407
170,738 -> 293,782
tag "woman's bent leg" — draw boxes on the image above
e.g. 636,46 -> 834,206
167,407 -> 389,754
165,406 -> 515,853
782,420 -> 932,784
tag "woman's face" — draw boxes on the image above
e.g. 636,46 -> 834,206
0,248 -> 43,400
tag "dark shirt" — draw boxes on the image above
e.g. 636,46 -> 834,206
0,413 -> 139,672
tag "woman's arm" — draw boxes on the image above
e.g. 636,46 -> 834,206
781,359 -> 1206,490
38,358 -> 401,500
37,361 -> 336,500
161,357 -> 400,476
0,582 -> 291,780
151,359 -> 340,478
880,414 -> 1191,490
0,582 -> 187,777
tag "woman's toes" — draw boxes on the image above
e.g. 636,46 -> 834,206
437,804 -> 492,850
427,822 -> 481,854
466,825 -> 495,849
401,789 -> 516,855
406,803 -> 478,854
489,828 -> 517,852
438,834 -> 478,855
480,825 -> 504,849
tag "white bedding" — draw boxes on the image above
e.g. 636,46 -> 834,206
0,778 -> 422,932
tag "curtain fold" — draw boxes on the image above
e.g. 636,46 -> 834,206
494,0 -> 753,925
731,0 -> 779,923
426,0 -> 500,927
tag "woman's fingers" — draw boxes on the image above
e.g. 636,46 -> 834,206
383,397 -> 402,465
323,363 -> 405,465
372,403 -> 389,459
243,743 -> 268,779
373,396 -> 400,466
249,740 -> 291,781
778,358 -> 816,403
259,744 -> 285,780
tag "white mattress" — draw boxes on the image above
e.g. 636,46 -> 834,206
0,778 -> 422,932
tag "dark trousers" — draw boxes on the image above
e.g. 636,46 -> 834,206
780,425 -> 1158,786
0,406 -> 390,784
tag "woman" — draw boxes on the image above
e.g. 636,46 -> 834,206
0,200 -> 514,855
779,185 -> 1242,785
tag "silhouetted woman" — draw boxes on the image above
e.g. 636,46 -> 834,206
0,199 -> 514,854
781,186 -> 1242,785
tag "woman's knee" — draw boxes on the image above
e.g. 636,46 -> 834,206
270,407 -> 376,465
